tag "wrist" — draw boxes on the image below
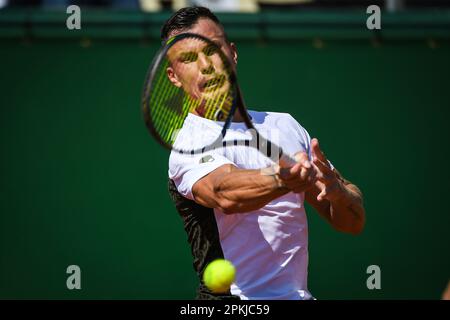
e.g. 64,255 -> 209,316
332,180 -> 355,207
261,165 -> 287,190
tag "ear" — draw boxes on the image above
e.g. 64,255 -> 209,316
230,42 -> 238,65
166,67 -> 182,87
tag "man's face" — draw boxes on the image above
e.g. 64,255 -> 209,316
165,19 -> 237,115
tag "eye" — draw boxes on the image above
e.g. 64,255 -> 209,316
180,52 -> 197,63
203,44 -> 218,56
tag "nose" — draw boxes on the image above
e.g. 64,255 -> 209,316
198,53 -> 214,75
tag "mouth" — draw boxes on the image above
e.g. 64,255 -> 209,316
202,74 -> 226,92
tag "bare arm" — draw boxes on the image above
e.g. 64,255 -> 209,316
305,139 -> 366,235
306,170 -> 365,235
192,153 -> 315,214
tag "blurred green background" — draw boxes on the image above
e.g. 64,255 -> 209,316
0,9 -> 449,299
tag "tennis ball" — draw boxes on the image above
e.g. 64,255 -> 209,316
203,259 -> 236,294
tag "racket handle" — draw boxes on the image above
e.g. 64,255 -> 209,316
254,132 -> 298,167
279,151 -> 298,168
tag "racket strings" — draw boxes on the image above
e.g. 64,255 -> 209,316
149,60 -> 189,143
146,35 -> 235,149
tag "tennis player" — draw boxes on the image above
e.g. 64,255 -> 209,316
165,6 -> 366,300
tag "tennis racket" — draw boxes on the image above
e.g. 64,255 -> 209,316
141,32 -> 296,166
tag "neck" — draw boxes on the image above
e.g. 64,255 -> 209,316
190,104 -> 247,122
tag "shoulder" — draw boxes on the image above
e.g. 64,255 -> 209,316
267,111 -> 300,124
249,109 -> 307,131
249,109 -> 312,152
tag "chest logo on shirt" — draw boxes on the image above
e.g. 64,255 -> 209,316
200,155 -> 215,164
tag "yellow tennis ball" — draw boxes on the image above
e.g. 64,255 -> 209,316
203,259 -> 236,293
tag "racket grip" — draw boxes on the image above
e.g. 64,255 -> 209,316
279,151 -> 298,168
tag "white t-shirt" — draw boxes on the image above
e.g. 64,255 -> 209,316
168,110 -> 313,300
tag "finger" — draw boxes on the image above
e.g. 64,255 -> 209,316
279,163 -> 301,180
312,163 -> 326,182
294,151 -> 311,169
317,188 -> 327,202
283,176 -> 308,189
290,176 -> 315,191
291,181 -> 314,193
300,166 -> 310,180
311,138 -> 327,163
313,158 -> 333,175
290,162 -> 303,176
307,165 -> 317,182
315,180 -> 325,189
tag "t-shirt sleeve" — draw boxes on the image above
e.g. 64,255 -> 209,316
286,114 -> 334,169
168,150 -> 234,201
284,114 -> 312,159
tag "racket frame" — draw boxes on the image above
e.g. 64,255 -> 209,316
142,32 -> 296,165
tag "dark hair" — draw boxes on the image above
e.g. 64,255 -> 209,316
160,6 -> 223,42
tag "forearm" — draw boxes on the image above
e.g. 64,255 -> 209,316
328,182 -> 365,234
212,166 -> 288,214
